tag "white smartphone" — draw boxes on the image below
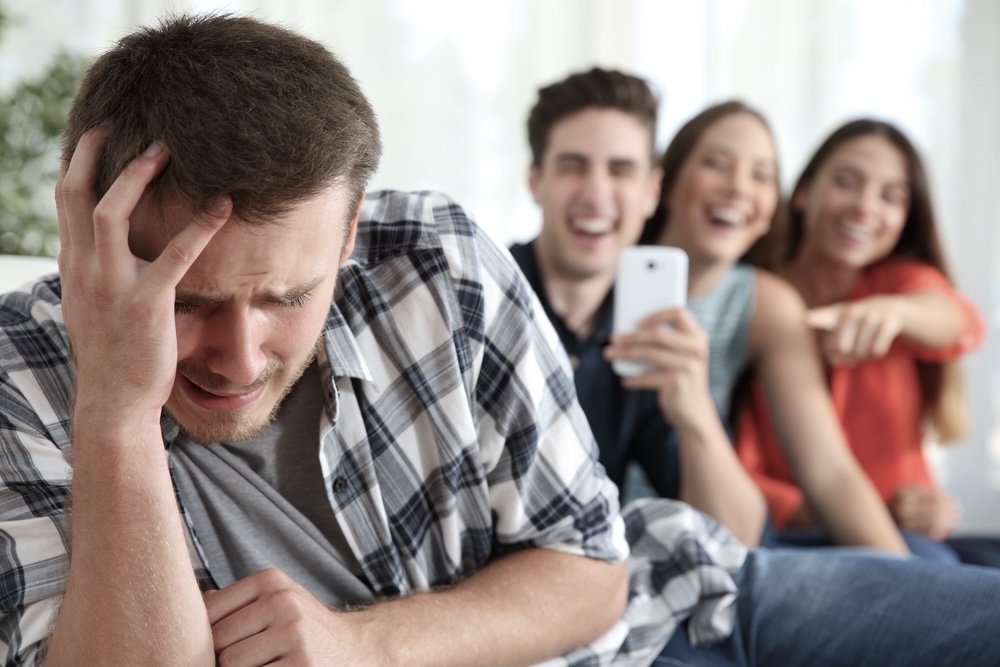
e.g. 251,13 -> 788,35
612,245 -> 688,377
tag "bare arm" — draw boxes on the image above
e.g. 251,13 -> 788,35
44,128 -> 230,665
606,308 -> 766,546
806,291 -> 965,365
750,272 -> 908,555
205,549 -> 627,666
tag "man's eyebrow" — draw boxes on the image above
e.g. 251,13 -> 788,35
174,275 -> 328,304
609,157 -> 639,170
553,152 -> 589,165
553,153 -> 641,169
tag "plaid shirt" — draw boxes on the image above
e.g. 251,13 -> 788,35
0,189 -> 745,666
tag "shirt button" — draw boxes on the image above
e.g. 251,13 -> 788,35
568,354 -> 580,370
332,477 -> 348,494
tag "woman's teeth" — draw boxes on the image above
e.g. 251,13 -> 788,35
709,207 -> 745,226
836,221 -> 873,240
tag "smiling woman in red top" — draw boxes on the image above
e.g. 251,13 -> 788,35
736,119 -> 996,564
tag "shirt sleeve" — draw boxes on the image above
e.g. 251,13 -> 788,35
0,294 -> 74,665
431,195 -> 627,564
877,259 -> 985,361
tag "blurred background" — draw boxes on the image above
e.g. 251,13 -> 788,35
1,0 -> 998,533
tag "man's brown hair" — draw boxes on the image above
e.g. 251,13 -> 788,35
63,13 -> 382,224
526,67 -> 658,167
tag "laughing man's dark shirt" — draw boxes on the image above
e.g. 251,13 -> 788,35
509,241 -> 680,499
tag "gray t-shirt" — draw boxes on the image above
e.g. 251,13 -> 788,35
170,361 -> 375,607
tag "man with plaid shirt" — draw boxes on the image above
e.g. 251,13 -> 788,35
0,13 -> 743,666
3,13 -> 1000,667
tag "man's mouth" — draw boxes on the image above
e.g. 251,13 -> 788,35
177,372 -> 271,411
570,217 -> 615,236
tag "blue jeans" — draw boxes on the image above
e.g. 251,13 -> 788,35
768,527 -> 963,564
654,548 -> 1000,666
768,527 -> 1000,568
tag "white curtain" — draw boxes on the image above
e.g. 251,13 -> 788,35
1,0 -> 997,531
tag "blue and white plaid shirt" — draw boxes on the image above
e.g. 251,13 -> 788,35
0,189 -> 745,666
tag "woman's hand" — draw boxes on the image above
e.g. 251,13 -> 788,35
888,484 -> 960,540
806,296 -> 906,366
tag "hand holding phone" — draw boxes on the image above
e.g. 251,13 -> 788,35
612,246 -> 688,377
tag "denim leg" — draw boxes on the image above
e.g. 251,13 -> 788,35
901,532 -> 962,564
737,548 -> 1000,666
946,536 -> 1000,568
652,619 -> 748,667
767,528 -> 963,565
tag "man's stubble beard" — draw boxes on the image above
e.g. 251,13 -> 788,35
169,343 -> 320,446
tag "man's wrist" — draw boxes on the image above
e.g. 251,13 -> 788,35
71,406 -> 165,452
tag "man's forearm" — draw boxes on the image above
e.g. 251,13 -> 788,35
207,547 -> 627,667
45,417 -> 213,666
354,548 -> 627,667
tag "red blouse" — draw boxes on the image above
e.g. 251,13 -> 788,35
735,258 -> 985,529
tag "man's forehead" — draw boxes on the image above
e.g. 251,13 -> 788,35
542,109 -> 655,166
129,185 -> 351,264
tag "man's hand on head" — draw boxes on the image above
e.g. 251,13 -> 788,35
55,126 -> 231,429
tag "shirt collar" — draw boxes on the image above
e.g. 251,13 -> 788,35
321,299 -> 375,384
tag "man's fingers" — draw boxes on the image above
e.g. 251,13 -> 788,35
56,126 -> 111,251
148,195 -> 232,287
215,630 -> 283,667
210,601 -> 272,654
92,142 -> 172,264
609,326 -> 704,366
640,307 -> 697,333
204,564 -> 267,625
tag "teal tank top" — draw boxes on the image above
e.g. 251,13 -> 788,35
688,263 -> 756,416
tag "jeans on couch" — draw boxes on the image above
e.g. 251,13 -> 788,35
654,547 -> 1000,666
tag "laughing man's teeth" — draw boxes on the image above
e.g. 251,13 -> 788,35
709,207 -> 745,226
572,218 -> 614,234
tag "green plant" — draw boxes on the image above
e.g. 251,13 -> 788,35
0,6 -> 88,256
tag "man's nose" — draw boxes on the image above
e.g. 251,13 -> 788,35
580,167 -> 614,206
203,307 -> 270,387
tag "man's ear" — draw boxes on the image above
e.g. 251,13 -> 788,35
528,163 -> 541,203
341,194 -> 364,261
